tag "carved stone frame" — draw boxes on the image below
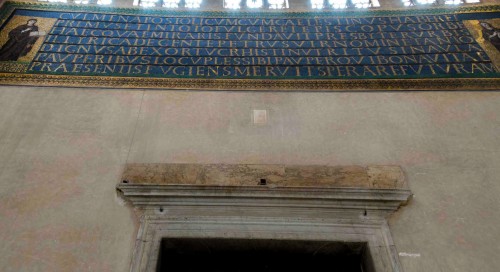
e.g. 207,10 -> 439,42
117,184 -> 412,272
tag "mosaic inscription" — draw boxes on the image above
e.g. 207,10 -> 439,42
0,4 -> 499,89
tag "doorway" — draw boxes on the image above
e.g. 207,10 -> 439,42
157,238 -> 375,272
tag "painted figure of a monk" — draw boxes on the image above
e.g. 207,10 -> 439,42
480,22 -> 500,51
0,18 -> 42,61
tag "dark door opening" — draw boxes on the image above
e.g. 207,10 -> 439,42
157,238 -> 375,272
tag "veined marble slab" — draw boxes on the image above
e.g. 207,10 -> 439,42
122,164 -> 407,189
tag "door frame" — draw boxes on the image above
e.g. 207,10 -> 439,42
117,184 -> 412,272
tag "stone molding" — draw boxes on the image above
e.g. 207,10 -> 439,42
117,178 -> 411,272
118,184 -> 411,216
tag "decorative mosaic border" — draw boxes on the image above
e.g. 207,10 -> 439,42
1,1 -> 499,21
1,73 -> 498,90
0,1 -> 499,91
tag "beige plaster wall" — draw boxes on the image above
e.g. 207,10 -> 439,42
0,86 -> 499,271
0,87 -> 142,271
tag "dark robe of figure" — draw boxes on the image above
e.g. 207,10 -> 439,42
480,22 -> 500,52
0,20 -> 39,61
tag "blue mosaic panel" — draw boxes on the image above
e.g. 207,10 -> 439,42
0,3 -> 499,89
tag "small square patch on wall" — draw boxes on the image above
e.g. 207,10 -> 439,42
252,110 -> 268,125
